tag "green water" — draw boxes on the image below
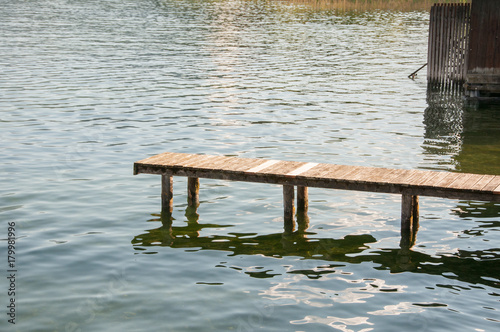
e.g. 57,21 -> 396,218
1,0 -> 499,331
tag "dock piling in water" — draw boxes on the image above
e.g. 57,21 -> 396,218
187,177 -> 200,208
161,173 -> 173,215
283,184 -> 295,233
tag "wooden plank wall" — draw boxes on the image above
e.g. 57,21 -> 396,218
427,3 -> 471,89
468,0 -> 500,73
465,0 -> 500,98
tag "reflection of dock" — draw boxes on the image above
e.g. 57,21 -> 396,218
423,88 -> 500,223
132,208 -> 500,287
133,211 -> 376,260
134,152 -> 500,249
424,87 -> 500,175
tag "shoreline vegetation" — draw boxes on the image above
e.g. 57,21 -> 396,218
280,0 -> 471,12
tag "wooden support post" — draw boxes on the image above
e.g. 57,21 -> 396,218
297,186 -> 308,212
187,177 -> 200,208
283,185 -> 295,233
411,195 -> 420,243
161,173 -> 173,214
296,186 -> 309,231
400,192 -> 419,248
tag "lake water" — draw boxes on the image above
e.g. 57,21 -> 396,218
1,0 -> 499,331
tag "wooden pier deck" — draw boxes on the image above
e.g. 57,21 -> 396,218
134,152 -> 500,246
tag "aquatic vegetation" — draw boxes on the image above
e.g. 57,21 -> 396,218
280,0 -> 471,12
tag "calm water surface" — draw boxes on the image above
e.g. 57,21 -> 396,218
1,0 -> 499,331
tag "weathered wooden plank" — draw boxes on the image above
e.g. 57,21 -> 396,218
259,160 -> 305,175
135,151 -> 172,166
432,172 -> 463,187
401,170 -> 436,186
223,157 -> 259,172
246,159 -> 280,173
324,164 -> 363,180
157,152 -> 193,164
193,155 -> 258,173
140,151 -> 175,164
403,171 -> 428,186
469,174 -> 497,191
287,162 -> 319,177
215,156 -> 247,171
191,155 -> 238,170
390,169 -> 421,186
156,153 -> 199,167
410,171 -> 436,187
332,165 -> 365,181
481,176 -> 500,192
301,163 -> 343,178
446,173 -> 475,189
371,168 -> 409,184
346,167 -> 387,183
342,166 -> 379,182
228,158 -> 265,172
417,171 -> 449,188
181,154 -> 219,168
447,173 -> 484,190
161,152 -> 192,164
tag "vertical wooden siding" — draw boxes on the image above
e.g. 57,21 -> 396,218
468,0 -> 500,73
427,3 -> 471,88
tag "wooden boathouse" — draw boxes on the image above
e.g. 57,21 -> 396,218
134,152 -> 500,247
427,0 -> 500,99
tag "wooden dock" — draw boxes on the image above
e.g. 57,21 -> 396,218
134,152 -> 500,246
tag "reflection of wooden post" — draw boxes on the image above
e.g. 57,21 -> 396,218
401,192 -> 419,248
161,174 -> 173,214
187,177 -> 200,208
283,185 -> 295,233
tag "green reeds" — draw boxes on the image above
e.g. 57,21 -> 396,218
280,0 -> 471,12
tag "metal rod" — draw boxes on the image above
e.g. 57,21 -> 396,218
408,63 -> 428,79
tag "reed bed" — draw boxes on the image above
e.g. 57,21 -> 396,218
280,0 -> 470,12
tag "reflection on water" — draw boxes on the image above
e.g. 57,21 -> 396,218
423,87 -> 500,220
455,101 -> 500,175
454,201 -> 500,219
133,207 -> 500,288
422,86 -> 464,171
423,86 -> 500,175
133,207 -> 376,260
